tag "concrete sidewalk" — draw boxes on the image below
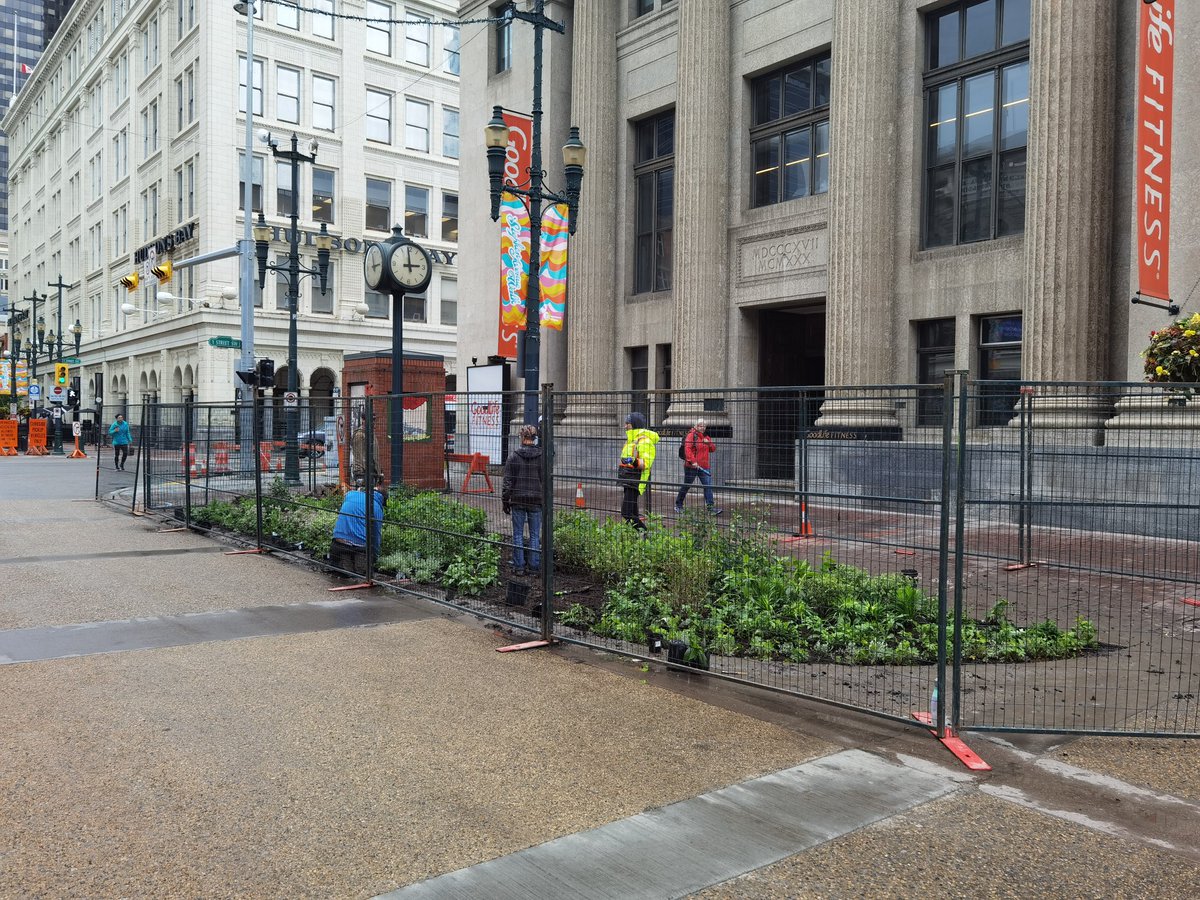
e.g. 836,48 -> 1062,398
1,458 -> 1197,897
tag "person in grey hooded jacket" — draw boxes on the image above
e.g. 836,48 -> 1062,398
502,424 -> 543,576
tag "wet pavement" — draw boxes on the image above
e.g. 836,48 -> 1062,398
1,456 -> 1198,898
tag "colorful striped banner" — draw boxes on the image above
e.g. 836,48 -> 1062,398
539,203 -> 569,331
498,192 -> 530,329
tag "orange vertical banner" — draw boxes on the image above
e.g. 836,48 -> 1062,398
497,111 -> 533,359
1136,0 -> 1175,303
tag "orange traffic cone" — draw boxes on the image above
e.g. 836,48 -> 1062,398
798,501 -> 813,537
575,482 -> 586,509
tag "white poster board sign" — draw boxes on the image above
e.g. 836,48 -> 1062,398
465,364 -> 506,464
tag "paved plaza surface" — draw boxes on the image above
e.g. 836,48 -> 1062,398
1,455 -> 1197,898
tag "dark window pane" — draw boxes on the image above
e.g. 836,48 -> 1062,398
636,173 -> 654,231
783,64 -> 811,116
959,156 -> 992,242
982,314 -> 1022,344
442,193 -> 458,242
927,82 -> 958,166
930,9 -> 959,68
814,56 -> 831,107
963,0 -> 997,60
918,318 -> 956,349
656,168 -> 673,230
1001,0 -> 1030,45
635,119 -> 655,163
782,127 -> 811,200
403,293 -> 426,321
926,165 -> 956,247
813,121 -> 829,193
365,177 -> 389,231
312,168 -> 334,223
655,226 -> 672,291
752,136 -> 780,207
996,148 -> 1026,236
754,74 -> 781,125
1000,61 -> 1028,150
962,71 -> 995,157
635,234 -> 653,293
365,289 -> 388,318
656,113 -> 674,157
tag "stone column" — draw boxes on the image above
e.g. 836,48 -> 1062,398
814,1 -> 900,430
665,0 -> 731,426
560,0 -> 619,432
1023,0 -> 1116,428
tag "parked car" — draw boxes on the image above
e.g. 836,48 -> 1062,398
297,430 -> 326,458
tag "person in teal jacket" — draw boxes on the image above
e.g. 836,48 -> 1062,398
108,414 -> 131,471
619,412 -> 659,530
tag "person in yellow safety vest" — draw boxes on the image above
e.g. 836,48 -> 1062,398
618,411 -> 659,530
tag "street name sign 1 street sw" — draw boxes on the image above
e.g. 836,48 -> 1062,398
208,336 -> 242,349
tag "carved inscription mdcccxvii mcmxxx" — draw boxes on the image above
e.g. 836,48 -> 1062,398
741,230 -> 827,278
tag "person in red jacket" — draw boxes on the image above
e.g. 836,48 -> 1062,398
674,418 -> 721,514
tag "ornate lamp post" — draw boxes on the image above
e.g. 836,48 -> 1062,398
22,292 -> 43,379
483,0 -> 586,425
72,320 -> 82,358
252,133 -> 332,485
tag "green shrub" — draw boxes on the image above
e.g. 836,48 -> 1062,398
443,536 -> 500,596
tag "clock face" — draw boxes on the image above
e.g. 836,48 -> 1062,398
390,242 -> 432,290
363,243 -> 385,290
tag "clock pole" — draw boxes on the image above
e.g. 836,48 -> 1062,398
391,278 -> 404,491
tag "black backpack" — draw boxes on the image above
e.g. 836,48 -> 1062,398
678,430 -> 692,461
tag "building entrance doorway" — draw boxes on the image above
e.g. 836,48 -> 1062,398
756,307 -> 825,479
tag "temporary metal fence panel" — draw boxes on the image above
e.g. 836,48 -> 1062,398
127,380 -> 1198,738
953,379 -> 1200,736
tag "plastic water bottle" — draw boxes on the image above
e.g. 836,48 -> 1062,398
930,685 -> 940,730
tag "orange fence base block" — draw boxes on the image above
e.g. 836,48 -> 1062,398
911,711 -> 992,771
496,639 -> 554,653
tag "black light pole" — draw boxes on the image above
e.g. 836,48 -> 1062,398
22,292 -> 42,380
484,1 -> 586,425
49,275 -> 71,363
253,133 -> 331,485
6,318 -> 21,412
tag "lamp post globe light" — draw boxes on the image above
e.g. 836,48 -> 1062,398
483,1 -> 586,425
253,131 -> 332,485
362,225 -> 432,491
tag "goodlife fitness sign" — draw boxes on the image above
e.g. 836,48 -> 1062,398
1136,1 -> 1175,304
497,111 -> 533,359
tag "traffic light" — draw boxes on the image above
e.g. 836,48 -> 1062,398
150,260 -> 173,284
119,271 -> 140,292
55,363 -> 69,386
69,376 -> 81,409
256,358 -> 275,388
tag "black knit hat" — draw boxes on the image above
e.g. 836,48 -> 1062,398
624,412 -> 647,429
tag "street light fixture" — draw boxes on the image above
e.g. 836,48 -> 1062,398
72,320 -> 82,358
157,288 -> 239,310
252,133 -> 332,484
483,0 -> 586,425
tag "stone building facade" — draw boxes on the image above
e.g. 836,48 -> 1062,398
5,0 -> 462,428
454,0 -> 1200,435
